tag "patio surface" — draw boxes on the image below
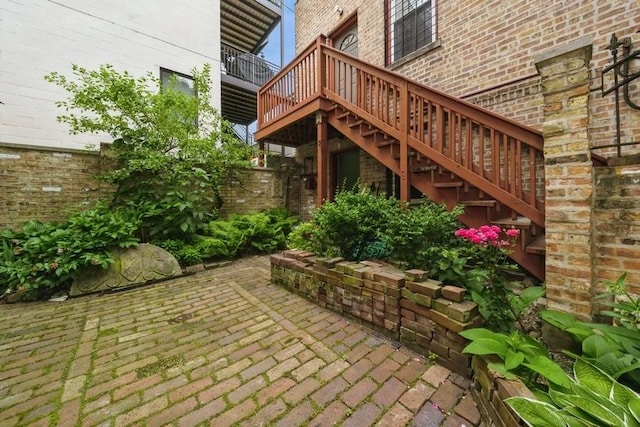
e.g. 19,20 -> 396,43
0,256 -> 483,426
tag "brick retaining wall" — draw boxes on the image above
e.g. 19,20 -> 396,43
270,250 -> 481,377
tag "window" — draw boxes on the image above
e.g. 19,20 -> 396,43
160,68 -> 196,97
387,0 -> 436,63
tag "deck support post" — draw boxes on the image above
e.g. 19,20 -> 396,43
316,112 -> 328,206
399,81 -> 410,202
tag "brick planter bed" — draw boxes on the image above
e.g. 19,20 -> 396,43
270,249 -> 532,426
270,250 -> 482,377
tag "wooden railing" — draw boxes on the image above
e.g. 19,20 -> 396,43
257,36 -> 545,226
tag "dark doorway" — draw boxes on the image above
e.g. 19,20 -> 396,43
333,149 -> 360,197
386,168 -> 422,199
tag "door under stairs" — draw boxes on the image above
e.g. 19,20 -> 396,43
255,37 -> 546,280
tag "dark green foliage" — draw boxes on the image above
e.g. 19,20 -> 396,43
154,209 -> 298,265
310,187 -> 401,261
507,359 -> 640,427
460,328 -> 572,390
542,309 -> 640,389
287,222 -> 332,256
0,203 -> 139,296
384,201 -> 465,270
207,209 -> 298,257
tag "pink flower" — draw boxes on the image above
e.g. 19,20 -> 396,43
505,228 -> 520,237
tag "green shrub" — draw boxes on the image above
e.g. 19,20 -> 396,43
299,187 -> 402,261
45,63 -> 253,242
288,222 -> 332,255
0,203 -> 139,296
287,189 -> 464,266
385,201 -> 464,270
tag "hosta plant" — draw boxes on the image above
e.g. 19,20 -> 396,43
507,358 -> 640,427
460,327 -> 572,390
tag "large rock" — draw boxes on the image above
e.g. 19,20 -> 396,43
70,244 -> 182,296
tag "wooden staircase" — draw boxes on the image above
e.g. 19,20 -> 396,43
255,37 -> 546,280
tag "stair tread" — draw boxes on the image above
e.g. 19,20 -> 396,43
361,128 -> 382,137
461,200 -> 497,207
434,182 -> 463,188
492,216 -> 532,229
526,235 -> 546,254
348,120 -> 364,128
411,166 -> 438,173
375,140 -> 397,147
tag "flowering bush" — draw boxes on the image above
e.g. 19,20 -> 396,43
455,225 -> 519,246
456,225 -> 543,332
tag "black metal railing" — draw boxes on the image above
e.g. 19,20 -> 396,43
596,31 -> 640,157
221,43 -> 280,87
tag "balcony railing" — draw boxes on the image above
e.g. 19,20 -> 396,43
221,43 -> 280,87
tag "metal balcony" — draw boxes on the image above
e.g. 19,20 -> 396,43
220,0 -> 283,125
221,0 -> 282,54
221,43 -> 280,125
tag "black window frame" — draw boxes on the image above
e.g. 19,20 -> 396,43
386,0 -> 436,64
159,67 -> 197,97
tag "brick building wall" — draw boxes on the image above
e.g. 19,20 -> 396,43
295,0 -> 640,155
0,141 -> 300,231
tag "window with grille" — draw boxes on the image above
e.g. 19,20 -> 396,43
387,0 -> 436,63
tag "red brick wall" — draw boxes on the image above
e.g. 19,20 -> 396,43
295,0 -> 640,155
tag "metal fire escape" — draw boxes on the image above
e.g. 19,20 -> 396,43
220,0 -> 283,133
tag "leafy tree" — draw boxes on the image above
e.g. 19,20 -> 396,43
45,64 -> 253,241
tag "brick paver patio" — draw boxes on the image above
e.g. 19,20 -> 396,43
0,256 -> 482,426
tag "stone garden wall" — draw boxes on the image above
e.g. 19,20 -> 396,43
470,356 -> 532,427
270,250 -> 482,377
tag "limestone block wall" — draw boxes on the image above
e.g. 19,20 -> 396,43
270,250 -> 481,377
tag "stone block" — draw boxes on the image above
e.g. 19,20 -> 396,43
373,272 -> 405,289
441,285 -> 466,302
399,299 -> 431,318
406,279 -> 442,298
270,254 -> 286,266
403,319 -> 432,338
316,257 -> 345,268
404,269 -> 429,281
343,275 -> 363,288
449,349 -> 472,368
430,310 -> 476,334
432,298 -> 453,314
70,244 -> 182,296
446,300 -> 478,322
400,308 -> 416,321
430,339 -> 449,358
495,378 -> 535,401
401,288 -> 432,308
